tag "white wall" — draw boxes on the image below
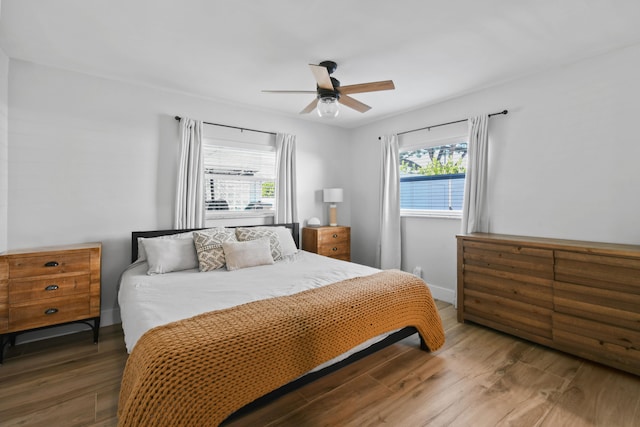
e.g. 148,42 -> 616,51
7,40 -> 640,327
7,59 -> 352,327
350,43 -> 640,303
0,47 -> 7,252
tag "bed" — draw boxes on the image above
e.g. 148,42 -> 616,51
117,223 -> 445,426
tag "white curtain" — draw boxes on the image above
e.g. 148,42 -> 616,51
378,134 -> 401,269
275,132 -> 298,223
174,117 -> 204,229
461,115 -> 489,234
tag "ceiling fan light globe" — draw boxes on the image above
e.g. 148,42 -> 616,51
317,97 -> 339,118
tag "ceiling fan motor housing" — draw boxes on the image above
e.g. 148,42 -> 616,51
319,60 -> 338,74
318,77 -> 341,100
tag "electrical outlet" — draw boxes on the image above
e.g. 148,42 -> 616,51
412,266 -> 422,278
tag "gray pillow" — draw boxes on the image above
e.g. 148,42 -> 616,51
142,237 -> 199,275
137,231 -> 194,262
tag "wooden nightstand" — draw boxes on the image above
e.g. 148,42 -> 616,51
302,226 -> 350,262
0,243 -> 101,363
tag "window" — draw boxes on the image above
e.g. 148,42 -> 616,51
399,136 -> 467,217
202,140 -> 276,217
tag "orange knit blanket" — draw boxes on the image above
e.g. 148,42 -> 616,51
117,270 -> 445,426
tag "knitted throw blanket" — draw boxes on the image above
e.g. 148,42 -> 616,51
117,270 -> 445,426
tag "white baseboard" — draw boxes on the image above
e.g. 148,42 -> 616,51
426,283 -> 455,305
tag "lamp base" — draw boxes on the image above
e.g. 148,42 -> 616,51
329,204 -> 338,226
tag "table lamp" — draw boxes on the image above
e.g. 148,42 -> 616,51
323,188 -> 343,226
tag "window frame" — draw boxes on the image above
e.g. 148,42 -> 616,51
399,134 -> 467,219
201,136 -> 277,221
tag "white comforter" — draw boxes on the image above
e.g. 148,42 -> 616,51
118,250 -> 380,354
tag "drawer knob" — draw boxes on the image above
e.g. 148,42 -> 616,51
332,247 -> 338,251
332,234 -> 338,238
44,261 -> 59,267
45,284 -> 59,291
44,308 -> 59,315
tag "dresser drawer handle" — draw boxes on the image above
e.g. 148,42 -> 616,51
44,261 -> 59,267
332,247 -> 338,251
45,284 -> 59,291
44,308 -> 59,315
332,234 -> 338,238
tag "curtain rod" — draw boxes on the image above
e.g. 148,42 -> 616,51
378,109 -> 508,140
174,116 -> 276,136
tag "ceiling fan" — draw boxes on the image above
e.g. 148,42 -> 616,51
262,60 -> 395,117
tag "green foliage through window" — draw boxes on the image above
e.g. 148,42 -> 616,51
400,144 -> 467,176
262,181 -> 275,198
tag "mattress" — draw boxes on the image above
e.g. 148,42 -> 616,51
118,250 -> 381,354
118,269 -> 445,426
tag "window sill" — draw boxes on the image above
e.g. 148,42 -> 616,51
205,211 -> 275,220
401,210 -> 462,220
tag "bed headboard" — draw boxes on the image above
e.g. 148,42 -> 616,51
130,222 -> 300,263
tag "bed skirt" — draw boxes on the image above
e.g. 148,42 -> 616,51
117,269 -> 445,426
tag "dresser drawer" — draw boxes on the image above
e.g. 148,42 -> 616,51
9,274 -> 91,303
8,252 -> 91,279
553,312 -> 640,371
9,295 -> 91,330
0,243 -> 101,361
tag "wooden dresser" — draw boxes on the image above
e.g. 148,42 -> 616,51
457,233 -> 640,376
0,243 -> 102,363
302,226 -> 351,262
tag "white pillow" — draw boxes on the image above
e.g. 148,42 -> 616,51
271,226 -> 298,256
137,231 -> 194,262
222,238 -> 274,271
235,227 -> 283,260
142,237 -> 198,275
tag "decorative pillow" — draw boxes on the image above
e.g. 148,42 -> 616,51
235,227 -> 283,261
137,231 -> 194,262
271,226 -> 298,256
142,238 -> 198,275
192,228 -> 238,271
222,238 -> 274,271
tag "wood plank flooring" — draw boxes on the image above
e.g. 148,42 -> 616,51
1,301 -> 639,426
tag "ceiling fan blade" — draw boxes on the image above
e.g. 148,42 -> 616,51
338,80 -> 395,95
300,98 -> 319,114
309,64 -> 334,90
262,90 -> 317,94
339,94 -> 371,113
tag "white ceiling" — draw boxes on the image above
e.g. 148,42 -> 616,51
2,0 -> 640,128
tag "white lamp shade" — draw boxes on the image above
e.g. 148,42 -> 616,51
323,188 -> 343,203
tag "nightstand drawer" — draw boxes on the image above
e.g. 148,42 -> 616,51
317,230 -> 349,245
317,243 -> 350,258
9,295 -> 91,330
8,253 -> 91,279
9,274 -> 91,303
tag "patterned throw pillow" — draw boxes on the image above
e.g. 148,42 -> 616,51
192,228 -> 238,271
235,227 -> 283,261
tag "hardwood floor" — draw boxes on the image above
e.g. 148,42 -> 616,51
1,301 -> 639,426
